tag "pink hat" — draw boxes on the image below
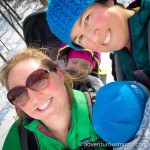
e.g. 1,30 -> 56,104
67,49 -> 97,70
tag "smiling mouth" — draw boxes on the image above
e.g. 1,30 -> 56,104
38,98 -> 52,110
103,29 -> 111,45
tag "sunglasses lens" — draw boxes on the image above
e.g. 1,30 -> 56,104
7,86 -> 27,106
27,69 -> 49,90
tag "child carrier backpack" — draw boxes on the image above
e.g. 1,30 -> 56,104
22,7 -> 62,60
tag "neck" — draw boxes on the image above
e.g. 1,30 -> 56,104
41,107 -> 71,147
115,5 -> 135,18
126,9 -> 135,17
119,7 -> 135,50
125,10 -> 135,50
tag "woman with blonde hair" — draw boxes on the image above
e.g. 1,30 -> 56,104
1,48 -> 106,150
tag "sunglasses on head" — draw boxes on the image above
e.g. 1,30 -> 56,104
7,69 -> 50,106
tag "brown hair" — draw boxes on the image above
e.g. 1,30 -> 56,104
95,0 -> 125,8
0,48 -> 73,124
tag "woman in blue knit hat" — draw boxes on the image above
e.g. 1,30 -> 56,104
47,0 -> 150,90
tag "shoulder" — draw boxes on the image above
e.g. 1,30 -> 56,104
88,75 -> 103,91
143,0 -> 150,5
73,89 -> 87,103
138,0 -> 150,12
3,120 -> 21,150
139,0 -> 150,13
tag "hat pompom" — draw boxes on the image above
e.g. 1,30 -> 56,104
93,81 -> 149,145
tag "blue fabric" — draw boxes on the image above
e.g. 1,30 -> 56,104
93,81 -> 149,145
47,0 -> 96,50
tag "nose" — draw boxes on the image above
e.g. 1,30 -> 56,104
27,88 -> 44,103
73,65 -> 81,73
94,29 -> 100,37
84,26 -> 99,43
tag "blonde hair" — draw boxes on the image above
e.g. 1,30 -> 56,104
0,48 -> 73,123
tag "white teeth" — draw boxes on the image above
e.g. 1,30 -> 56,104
103,30 -> 111,45
38,99 -> 51,110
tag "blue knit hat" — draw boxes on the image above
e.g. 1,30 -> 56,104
93,81 -> 149,145
47,0 -> 96,50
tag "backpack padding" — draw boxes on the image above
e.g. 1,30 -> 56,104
114,55 -> 125,81
27,128 -> 40,150
20,126 -> 39,150
23,10 -> 62,47
84,92 -> 93,122
22,8 -> 62,60
20,126 -> 28,150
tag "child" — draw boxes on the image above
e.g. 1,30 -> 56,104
1,48 -> 106,150
92,81 -> 150,149
56,42 -> 104,92
47,0 -> 150,89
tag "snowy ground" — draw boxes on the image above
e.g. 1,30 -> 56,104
0,0 -> 134,149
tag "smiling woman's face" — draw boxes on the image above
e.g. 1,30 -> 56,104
8,59 -> 69,122
71,1 -> 130,52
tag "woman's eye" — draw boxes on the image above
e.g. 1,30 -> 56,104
78,35 -> 83,44
85,15 -> 89,23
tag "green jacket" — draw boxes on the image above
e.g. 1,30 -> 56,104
3,90 -> 106,150
113,0 -> 150,81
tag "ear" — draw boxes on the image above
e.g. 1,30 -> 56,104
57,67 -> 65,82
108,0 -> 114,5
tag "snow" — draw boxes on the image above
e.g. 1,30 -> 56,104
0,0 -> 134,149
0,1 -> 43,149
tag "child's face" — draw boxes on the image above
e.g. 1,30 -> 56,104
71,2 -> 130,52
66,58 -> 92,77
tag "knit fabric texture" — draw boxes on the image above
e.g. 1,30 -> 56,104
47,0 -> 96,50
93,81 -> 149,145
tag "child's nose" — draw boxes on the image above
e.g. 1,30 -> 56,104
76,67 -> 82,74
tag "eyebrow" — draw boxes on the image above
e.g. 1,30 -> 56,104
71,13 -> 83,43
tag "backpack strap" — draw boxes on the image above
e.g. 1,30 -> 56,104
20,126 -> 39,150
114,54 -> 125,81
20,126 -> 28,150
84,91 -> 93,122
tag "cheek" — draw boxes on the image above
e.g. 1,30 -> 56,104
19,103 -> 32,116
45,76 -> 65,94
92,11 -> 108,27
83,41 -> 99,51
80,68 -> 89,76
66,62 -> 74,70
83,71 -> 88,76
